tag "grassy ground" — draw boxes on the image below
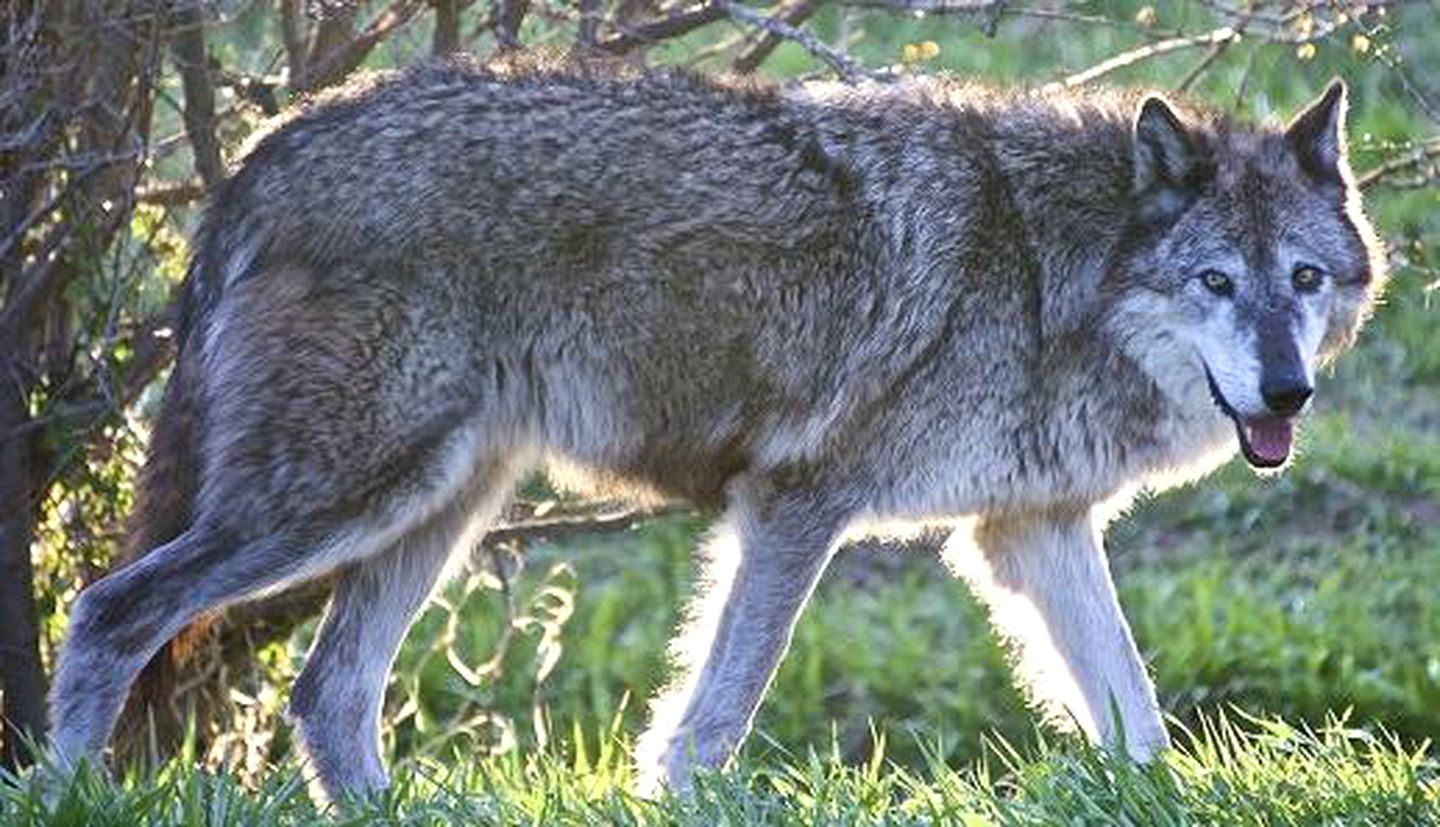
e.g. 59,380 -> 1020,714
7,3 -> 1440,824
3,714 -> 1438,825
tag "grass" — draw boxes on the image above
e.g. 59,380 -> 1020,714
4,713 -> 1437,825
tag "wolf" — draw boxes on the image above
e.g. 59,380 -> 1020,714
47,57 -> 1384,798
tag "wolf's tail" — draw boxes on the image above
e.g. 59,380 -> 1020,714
112,210 -> 232,759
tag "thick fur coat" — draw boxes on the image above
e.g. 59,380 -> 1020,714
49,58 -> 1384,797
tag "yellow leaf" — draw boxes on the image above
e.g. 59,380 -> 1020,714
920,40 -> 940,59
1296,42 -> 1317,61
1351,33 -> 1372,54
902,43 -> 920,62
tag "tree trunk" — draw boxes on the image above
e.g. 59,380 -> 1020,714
0,357 -> 47,769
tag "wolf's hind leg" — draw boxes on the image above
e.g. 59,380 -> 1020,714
947,511 -> 1169,760
289,463 -> 517,800
636,481 -> 850,794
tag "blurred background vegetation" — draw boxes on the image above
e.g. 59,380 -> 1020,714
0,0 -> 1436,797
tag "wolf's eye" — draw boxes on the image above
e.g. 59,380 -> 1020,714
1199,269 -> 1234,297
1292,264 -> 1325,293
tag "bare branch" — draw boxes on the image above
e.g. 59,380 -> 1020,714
717,0 -> 883,82
434,0 -> 463,55
0,159 -> 111,267
280,0 -> 309,90
733,0 -> 824,74
0,220 -> 78,339
599,2 -> 727,55
135,179 -> 208,207
483,503 -> 694,549
1175,9 -> 1251,94
839,0 -> 995,12
1357,137 -> 1440,190
307,1 -> 427,92
306,4 -> 357,79
1048,25 -> 1240,90
837,0 -> 1184,39
495,0 -> 532,51
578,0 -> 603,49
1174,39 -> 1227,94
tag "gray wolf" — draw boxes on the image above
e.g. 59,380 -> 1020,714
47,58 -> 1384,798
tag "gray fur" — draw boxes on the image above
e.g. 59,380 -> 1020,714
47,57 -> 1384,798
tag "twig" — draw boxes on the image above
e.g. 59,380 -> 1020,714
1049,25 -> 1240,90
1356,138 -> 1440,190
733,0 -> 824,73
1175,8 -> 1250,95
279,0 -> 309,89
577,0 -> 602,49
716,0 -> 883,82
495,0 -> 532,51
1230,42 -> 1257,112
1175,40 -> 1229,94
135,179 -> 208,207
599,2 -> 728,54
839,0 -> 1179,38
837,0 -> 995,11
482,503 -> 693,549
306,0 -> 425,92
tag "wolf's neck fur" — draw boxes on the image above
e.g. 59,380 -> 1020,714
800,80 -> 1230,511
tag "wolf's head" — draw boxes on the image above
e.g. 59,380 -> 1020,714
1111,80 -> 1385,470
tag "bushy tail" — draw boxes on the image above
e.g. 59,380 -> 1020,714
122,201 -> 230,564
123,349 -> 201,562
112,219 -> 226,762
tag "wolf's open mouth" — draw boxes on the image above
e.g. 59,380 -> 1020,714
1203,368 -> 1294,469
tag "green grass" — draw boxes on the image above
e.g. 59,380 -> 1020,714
4,714 -> 1437,825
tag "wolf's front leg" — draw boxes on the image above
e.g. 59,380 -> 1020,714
948,509 -> 1168,759
636,482 -> 848,794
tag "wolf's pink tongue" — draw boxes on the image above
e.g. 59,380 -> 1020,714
1244,418 -> 1294,464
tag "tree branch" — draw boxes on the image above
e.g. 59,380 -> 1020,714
135,179 -> 208,207
733,0 -> 824,74
495,0 -> 532,51
717,0 -> 881,81
306,1 -> 426,92
600,2 -> 728,55
305,4 -> 357,83
1048,25 -> 1240,90
838,0 -> 996,13
578,0 -> 603,50
280,0 -> 309,90
434,0 -> 464,55
1357,138 -> 1440,190
169,5 -> 224,188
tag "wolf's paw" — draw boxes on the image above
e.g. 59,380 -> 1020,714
1122,725 -> 1172,764
635,723 -> 736,798
21,747 -> 103,812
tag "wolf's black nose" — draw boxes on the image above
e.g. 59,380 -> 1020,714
1261,380 -> 1313,416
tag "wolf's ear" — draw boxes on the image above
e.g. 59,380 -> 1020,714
1286,78 -> 1348,185
1133,95 -> 1203,221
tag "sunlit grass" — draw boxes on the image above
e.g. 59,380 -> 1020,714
3,713 -> 1436,825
